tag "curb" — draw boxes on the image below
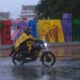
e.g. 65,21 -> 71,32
48,42 -> 80,47
0,42 -> 80,49
0,45 -> 13,50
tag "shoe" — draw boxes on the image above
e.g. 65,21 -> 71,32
26,57 -> 31,60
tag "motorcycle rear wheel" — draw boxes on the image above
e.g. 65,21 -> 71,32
12,52 -> 24,66
41,51 -> 56,66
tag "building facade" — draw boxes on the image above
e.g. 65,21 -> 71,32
0,11 -> 10,20
20,5 -> 36,20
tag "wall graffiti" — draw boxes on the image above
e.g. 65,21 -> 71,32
38,20 -> 64,43
11,19 -> 80,44
0,19 -> 79,45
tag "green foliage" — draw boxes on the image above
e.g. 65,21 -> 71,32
35,0 -> 80,19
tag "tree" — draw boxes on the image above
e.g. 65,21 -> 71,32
35,0 -> 50,19
35,0 -> 80,19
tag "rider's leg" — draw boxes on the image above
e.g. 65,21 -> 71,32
20,45 -> 29,60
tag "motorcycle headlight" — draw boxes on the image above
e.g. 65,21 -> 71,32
44,42 -> 48,47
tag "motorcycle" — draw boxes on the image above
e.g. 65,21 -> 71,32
10,40 -> 56,66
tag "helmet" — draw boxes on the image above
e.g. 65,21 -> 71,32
24,27 -> 32,35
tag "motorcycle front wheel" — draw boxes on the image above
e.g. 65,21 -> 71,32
41,51 -> 56,66
12,52 -> 24,66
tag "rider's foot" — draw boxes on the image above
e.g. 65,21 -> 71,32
26,57 -> 31,60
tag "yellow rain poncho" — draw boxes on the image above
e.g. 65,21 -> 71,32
15,33 -> 33,48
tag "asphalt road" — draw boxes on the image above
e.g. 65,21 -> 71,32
0,57 -> 80,80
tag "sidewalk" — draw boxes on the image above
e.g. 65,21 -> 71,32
49,42 -> 80,59
0,42 -> 80,58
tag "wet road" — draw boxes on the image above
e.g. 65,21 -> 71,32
0,57 -> 80,80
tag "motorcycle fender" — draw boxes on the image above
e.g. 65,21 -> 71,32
9,50 -> 15,56
9,46 -> 16,56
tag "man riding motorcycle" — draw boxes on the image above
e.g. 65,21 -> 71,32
15,27 -> 34,60
10,28 -> 56,66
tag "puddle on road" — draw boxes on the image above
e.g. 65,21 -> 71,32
0,65 -> 80,80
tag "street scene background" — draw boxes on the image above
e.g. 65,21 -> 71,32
0,0 -> 80,80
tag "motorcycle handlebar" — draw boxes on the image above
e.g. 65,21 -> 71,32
34,40 -> 44,44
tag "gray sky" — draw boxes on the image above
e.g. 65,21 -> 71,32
0,0 -> 39,19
